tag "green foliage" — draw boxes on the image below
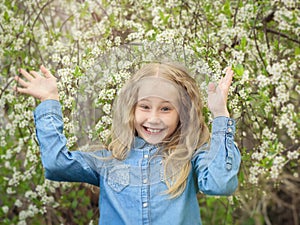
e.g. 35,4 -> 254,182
199,195 -> 235,225
232,64 -> 244,79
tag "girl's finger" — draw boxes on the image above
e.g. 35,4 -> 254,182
222,67 -> 233,87
19,68 -> 34,81
14,76 -> 29,87
40,65 -> 52,78
225,67 -> 234,80
14,86 -> 28,94
30,70 -> 40,78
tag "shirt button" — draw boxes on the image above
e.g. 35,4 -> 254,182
143,203 -> 148,208
226,164 -> 232,170
143,179 -> 148,184
227,127 -> 232,133
144,154 -> 149,159
228,120 -> 233,125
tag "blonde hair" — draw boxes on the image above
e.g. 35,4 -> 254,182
107,61 -> 210,197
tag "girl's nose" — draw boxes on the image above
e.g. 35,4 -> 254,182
148,111 -> 161,124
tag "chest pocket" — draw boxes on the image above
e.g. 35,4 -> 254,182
107,164 -> 130,192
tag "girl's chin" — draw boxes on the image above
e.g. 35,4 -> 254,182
140,133 -> 168,145
145,138 -> 163,145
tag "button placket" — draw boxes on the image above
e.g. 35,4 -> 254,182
226,153 -> 233,170
141,147 -> 151,225
225,119 -> 235,170
226,119 -> 235,135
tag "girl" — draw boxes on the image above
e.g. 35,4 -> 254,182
15,62 -> 241,225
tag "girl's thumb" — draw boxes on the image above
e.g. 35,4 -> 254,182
207,82 -> 216,93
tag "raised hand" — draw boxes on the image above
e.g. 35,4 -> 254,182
14,65 -> 59,101
207,67 -> 234,118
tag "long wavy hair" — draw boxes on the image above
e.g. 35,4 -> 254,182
107,61 -> 210,197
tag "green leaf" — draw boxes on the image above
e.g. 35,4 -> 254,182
295,46 -> 300,56
4,11 -> 9,22
233,64 -> 244,78
240,37 -> 247,50
87,209 -> 93,219
223,0 -> 231,16
73,66 -> 83,78
71,199 -> 78,209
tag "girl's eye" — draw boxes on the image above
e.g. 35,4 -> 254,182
138,104 -> 150,110
161,106 -> 171,112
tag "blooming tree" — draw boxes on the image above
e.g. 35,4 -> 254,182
0,0 -> 299,224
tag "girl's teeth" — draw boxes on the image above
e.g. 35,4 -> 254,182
147,128 -> 161,133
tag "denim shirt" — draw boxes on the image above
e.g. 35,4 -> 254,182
34,100 -> 241,225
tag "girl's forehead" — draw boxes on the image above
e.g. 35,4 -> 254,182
137,77 -> 180,107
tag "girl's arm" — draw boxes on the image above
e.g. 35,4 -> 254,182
192,67 -> 241,195
34,99 -> 101,185
192,117 -> 241,195
15,67 -> 100,186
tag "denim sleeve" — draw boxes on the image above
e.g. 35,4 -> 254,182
34,100 -> 101,186
192,117 -> 241,196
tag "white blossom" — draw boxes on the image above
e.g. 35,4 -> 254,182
2,206 -> 9,214
287,151 -> 299,160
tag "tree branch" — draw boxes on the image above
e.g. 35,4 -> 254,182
233,0 -> 240,28
265,28 -> 300,44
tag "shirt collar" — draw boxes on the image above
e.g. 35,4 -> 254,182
133,136 -> 148,149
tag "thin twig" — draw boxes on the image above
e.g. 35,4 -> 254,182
266,28 -> 300,44
253,7 -> 267,70
0,78 -> 15,99
31,0 -> 55,30
233,0 -> 240,28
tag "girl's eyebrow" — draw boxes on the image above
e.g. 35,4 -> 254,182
138,98 -> 172,104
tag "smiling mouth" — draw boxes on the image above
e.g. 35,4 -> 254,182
143,126 -> 164,134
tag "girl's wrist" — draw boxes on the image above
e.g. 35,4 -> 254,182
41,94 -> 59,102
212,110 -> 230,118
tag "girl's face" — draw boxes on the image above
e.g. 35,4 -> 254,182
133,76 -> 181,144
134,96 -> 179,144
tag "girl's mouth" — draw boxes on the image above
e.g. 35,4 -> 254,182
143,126 -> 164,134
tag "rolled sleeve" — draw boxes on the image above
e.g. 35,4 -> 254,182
192,117 -> 241,195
